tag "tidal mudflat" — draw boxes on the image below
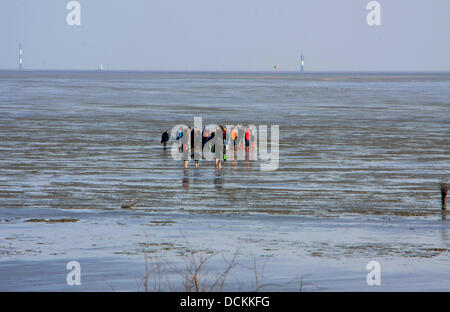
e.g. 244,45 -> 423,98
0,71 -> 449,291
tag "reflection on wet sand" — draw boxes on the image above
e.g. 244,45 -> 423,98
441,222 -> 449,248
214,170 -> 225,190
181,166 -> 226,191
182,168 -> 189,190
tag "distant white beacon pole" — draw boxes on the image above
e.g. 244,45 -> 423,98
19,44 -> 23,70
300,53 -> 304,72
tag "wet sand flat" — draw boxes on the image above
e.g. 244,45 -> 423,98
0,71 -> 449,291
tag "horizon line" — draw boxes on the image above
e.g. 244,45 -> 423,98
1,68 -> 450,74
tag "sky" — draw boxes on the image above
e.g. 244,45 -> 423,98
1,0 -> 449,71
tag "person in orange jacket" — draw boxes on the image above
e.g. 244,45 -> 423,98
230,127 -> 238,151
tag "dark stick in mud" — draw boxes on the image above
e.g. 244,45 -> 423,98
441,183 -> 448,210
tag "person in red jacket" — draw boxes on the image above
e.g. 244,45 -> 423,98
245,127 -> 251,148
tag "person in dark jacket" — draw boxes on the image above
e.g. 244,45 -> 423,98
214,126 -> 224,168
161,130 -> 170,149
221,126 -> 227,162
191,127 -> 196,158
182,127 -> 191,168
193,128 -> 202,168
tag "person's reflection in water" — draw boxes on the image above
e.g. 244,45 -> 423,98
246,149 -> 250,170
214,168 -> 224,190
182,168 -> 189,190
441,221 -> 449,243
193,165 -> 200,182
232,150 -> 237,170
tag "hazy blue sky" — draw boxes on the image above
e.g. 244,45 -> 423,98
1,0 -> 449,71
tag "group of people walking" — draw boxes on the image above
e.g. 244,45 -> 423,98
161,125 -> 255,168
